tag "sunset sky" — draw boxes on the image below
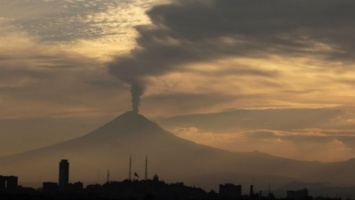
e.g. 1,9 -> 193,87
1,0 -> 355,162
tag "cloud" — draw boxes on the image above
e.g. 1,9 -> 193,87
0,0 -> 164,119
158,108 -> 349,133
0,26 -> 131,119
109,0 -> 355,86
170,125 -> 355,162
1,0 -> 167,114
0,0 -> 159,42
142,92 -> 237,116
159,108 -> 355,161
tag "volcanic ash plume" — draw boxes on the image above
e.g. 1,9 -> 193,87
131,83 -> 144,113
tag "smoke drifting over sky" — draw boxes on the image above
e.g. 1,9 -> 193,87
108,0 -> 355,111
150,0 -> 355,61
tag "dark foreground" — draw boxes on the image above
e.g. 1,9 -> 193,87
0,178 -> 344,200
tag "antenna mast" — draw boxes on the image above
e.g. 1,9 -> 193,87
107,169 -> 110,183
145,156 -> 148,180
129,155 -> 132,180
268,183 -> 270,194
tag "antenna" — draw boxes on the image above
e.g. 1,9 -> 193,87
107,169 -> 110,183
145,156 -> 148,180
268,182 -> 271,194
129,155 -> 132,180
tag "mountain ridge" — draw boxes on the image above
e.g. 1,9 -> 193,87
1,111 -> 355,189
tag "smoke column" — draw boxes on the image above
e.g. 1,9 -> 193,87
131,83 -> 144,113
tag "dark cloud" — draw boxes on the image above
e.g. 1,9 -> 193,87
109,0 -> 355,86
192,66 -> 280,78
87,79 -> 124,90
144,92 -> 237,114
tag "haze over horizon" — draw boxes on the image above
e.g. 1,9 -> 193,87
2,0 -> 355,163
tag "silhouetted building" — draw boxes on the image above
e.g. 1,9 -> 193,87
59,159 -> 69,187
219,183 -> 242,199
153,173 -> 159,182
0,175 -> 18,189
0,176 -> 5,189
250,185 -> 254,197
43,182 -> 58,191
70,182 -> 83,190
6,176 -> 18,189
287,188 -> 309,200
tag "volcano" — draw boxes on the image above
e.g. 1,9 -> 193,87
1,112 -> 355,189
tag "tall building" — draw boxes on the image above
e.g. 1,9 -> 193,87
59,159 -> 69,187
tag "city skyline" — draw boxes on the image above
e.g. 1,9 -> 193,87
2,0 -> 355,164
0,157 -> 351,199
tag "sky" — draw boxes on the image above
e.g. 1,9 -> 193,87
1,0 -> 355,162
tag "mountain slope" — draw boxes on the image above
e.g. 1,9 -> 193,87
0,111 -> 354,189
